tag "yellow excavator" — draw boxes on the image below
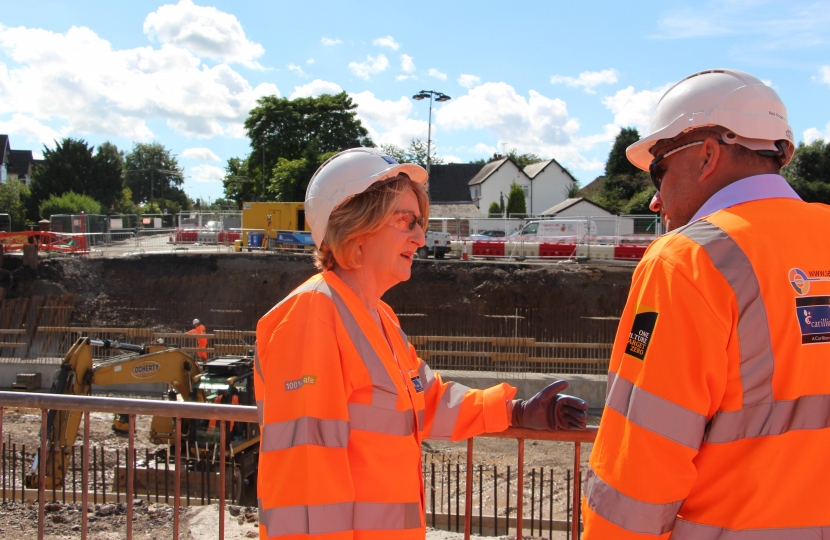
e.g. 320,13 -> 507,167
29,337 -> 260,495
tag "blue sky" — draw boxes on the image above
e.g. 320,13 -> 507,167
1,0 -> 829,202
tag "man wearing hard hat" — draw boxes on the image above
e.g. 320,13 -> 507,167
583,69 -> 830,538
187,318 -> 208,361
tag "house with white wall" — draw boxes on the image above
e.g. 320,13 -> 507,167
468,158 -> 530,216
467,157 -> 578,216
523,159 -> 576,215
541,197 -> 634,236
8,150 -> 35,186
0,136 -> 9,184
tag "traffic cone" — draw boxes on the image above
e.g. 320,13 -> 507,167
461,241 -> 468,260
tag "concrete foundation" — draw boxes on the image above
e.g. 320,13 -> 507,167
438,370 -> 607,409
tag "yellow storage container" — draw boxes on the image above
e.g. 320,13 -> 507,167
241,202 -> 307,245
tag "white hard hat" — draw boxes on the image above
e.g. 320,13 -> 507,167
305,147 -> 428,248
626,69 -> 795,171
193,319 -> 200,325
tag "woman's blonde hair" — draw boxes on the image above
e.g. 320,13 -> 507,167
314,174 -> 429,271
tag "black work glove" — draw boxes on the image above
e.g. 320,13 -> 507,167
511,380 -> 588,430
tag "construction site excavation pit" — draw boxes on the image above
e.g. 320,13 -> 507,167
0,251 -> 631,538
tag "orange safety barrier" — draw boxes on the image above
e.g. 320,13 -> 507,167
0,231 -> 88,253
539,243 -> 577,258
612,244 -> 649,259
472,241 -> 505,257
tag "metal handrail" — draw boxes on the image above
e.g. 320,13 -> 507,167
0,391 -> 595,540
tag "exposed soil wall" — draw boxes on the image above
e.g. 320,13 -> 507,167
5,253 -> 635,329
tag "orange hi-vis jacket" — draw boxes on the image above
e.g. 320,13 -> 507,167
188,324 -> 208,360
583,196 -> 830,538
254,272 -> 517,539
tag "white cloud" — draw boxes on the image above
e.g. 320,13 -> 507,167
436,82 -> 603,170
290,79 -> 343,99
804,124 -> 829,144
143,0 -> 265,69
348,54 -> 389,80
0,113 -> 67,146
457,74 -> 481,89
602,84 -> 672,133
306,58 -> 314,64
428,68 -> 447,81
287,63 -> 307,77
395,75 -> 415,81
818,65 -> 830,86
400,54 -> 415,74
321,37 -> 341,46
190,164 -> 225,183
550,69 -> 618,94
471,142 -> 496,155
442,154 -> 462,163
0,24 -> 279,140
182,147 -> 220,161
373,35 -> 400,50
350,91 -> 427,147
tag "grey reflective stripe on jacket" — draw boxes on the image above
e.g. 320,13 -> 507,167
606,376 -> 707,450
261,416 -> 350,452
583,468 -> 682,536
672,519 -> 830,539
258,499 -> 421,536
418,362 -> 471,441
679,220 -> 775,409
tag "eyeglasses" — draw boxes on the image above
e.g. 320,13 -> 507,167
388,210 -> 425,232
649,138 -> 731,190
648,140 -> 706,190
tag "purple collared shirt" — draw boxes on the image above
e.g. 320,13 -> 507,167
689,174 -> 801,223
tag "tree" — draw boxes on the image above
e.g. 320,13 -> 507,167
487,200 -> 503,217
605,128 -> 641,178
783,140 -> 830,204
506,149 -> 544,168
222,157 -> 256,207
380,139 -> 444,167
39,192 -> 103,218
505,181 -> 527,216
28,138 -> 124,219
267,147 -> 338,202
0,180 -> 30,230
621,187 -> 657,214
124,142 -> 184,208
241,92 -> 373,200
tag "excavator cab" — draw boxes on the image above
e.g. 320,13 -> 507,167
191,357 -> 256,446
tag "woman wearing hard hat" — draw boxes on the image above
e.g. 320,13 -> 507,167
254,147 -> 587,539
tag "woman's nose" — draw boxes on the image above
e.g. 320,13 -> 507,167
413,222 -> 426,247
649,191 -> 662,213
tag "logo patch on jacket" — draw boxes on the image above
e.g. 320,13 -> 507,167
624,308 -> 658,361
796,296 -> 830,345
410,376 -> 424,393
284,375 -> 317,391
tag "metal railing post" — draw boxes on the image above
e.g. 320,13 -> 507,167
220,420 -> 226,540
464,438 -> 473,539
127,414 -> 135,540
517,438 -> 524,539
174,417 -> 181,539
572,442 -> 581,540
82,412 -> 89,540
38,409 -> 46,540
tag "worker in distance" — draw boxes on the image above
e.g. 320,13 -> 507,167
254,147 -> 588,539
583,69 -> 830,538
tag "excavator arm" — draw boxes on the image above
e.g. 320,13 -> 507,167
30,337 -> 202,489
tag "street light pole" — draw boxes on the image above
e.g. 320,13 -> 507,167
412,90 -> 451,175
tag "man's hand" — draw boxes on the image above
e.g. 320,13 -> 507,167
511,380 -> 589,430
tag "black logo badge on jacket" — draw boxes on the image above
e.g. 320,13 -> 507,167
625,311 -> 658,361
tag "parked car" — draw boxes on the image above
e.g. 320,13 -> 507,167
469,229 -> 506,239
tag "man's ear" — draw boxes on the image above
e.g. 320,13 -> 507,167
698,137 -> 722,185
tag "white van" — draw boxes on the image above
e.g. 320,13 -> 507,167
514,219 -> 597,240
